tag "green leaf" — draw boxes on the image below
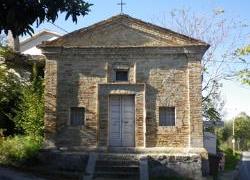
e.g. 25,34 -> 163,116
0,0 -> 92,37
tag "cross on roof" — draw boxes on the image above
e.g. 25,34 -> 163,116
117,0 -> 126,14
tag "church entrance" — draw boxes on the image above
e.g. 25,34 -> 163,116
109,95 -> 135,147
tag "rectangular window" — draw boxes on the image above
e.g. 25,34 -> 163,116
70,107 -> 85,126
159,107 -> 175,126
115,70 -> 128,81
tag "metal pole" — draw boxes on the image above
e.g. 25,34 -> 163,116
232,114 -> 235,156
121,0 -> 123,13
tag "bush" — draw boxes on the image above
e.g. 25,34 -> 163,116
0,135 -> 42,165
14,66 -> 44,137
0,63 -> 23,135
223,148 -> 241,171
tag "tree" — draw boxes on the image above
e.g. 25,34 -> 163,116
0,0 -> 92,37
216,120 -> 233,148
234,113 -> 250,150
216,113 -> 250,151
237,45 -> 250,85
153,8 -> 248,121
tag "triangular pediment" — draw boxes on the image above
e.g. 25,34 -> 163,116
42,14 -> 208,48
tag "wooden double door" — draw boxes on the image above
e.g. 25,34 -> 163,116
109,95 -> 135,147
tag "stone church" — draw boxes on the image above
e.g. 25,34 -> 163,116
39,14 -> 210,179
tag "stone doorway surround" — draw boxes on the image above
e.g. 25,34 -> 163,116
97,83 -> 145,148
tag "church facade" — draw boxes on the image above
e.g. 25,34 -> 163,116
40,14 -> 209,154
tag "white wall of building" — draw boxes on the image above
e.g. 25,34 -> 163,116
20,33 -> 60,55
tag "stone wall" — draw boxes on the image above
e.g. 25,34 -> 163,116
137,55 -> 190,147
148,154 -> 203,180
44,56 -> 58,147
188,56 -> 204,148
36,151 -> 207,179
43,47 -> 204,149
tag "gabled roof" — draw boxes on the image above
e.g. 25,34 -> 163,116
20,30 -> 62,46
40,14 -> 209,48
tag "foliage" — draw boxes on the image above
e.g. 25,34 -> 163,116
237,45 -> 250,56
0,46 -> 14,58
0,39 -> 44,165
0,34 -> 11,57
0,135 -> 42,165
0,62 -> 23,135
14,64 -> 44,137
0,0 -> 92,37
236,45 -> 250,85
203,97 -> 222,122
222,148 -> 241,171
1,44 -> 44,138
238,69 -> 250,85
217,113 -> 250,151
217,121 -> 233,143
234,113 -> 250,150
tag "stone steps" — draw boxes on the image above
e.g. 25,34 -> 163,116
94,178 -> 138,180
96,159 -> 139,166
95,165 -> 139,173
37,151 -> 148,180
94,171 -> 139,178
93,158 -> 140,180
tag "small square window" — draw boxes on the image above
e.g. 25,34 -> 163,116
115,70 -> 128,81
70,107 -> 85,126
159,107 -> 175,126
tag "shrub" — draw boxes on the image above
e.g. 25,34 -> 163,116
0,63 -> 23,135
223,148 -> 241,171
14,65 -> 44,137
0,135 -> 42,165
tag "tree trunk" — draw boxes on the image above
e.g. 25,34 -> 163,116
7,30 -> 20,52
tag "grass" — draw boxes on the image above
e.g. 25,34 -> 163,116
223,148 -> 241,171
0,135 -> 42,166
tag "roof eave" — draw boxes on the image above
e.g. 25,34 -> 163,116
38,44 -> 210,57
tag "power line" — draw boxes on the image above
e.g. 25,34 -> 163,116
49,22 -> 69,34
205,60 -> 250,65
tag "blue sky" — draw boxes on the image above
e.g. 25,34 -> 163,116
28,0 -> 250,34
24,0 -> 250,121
